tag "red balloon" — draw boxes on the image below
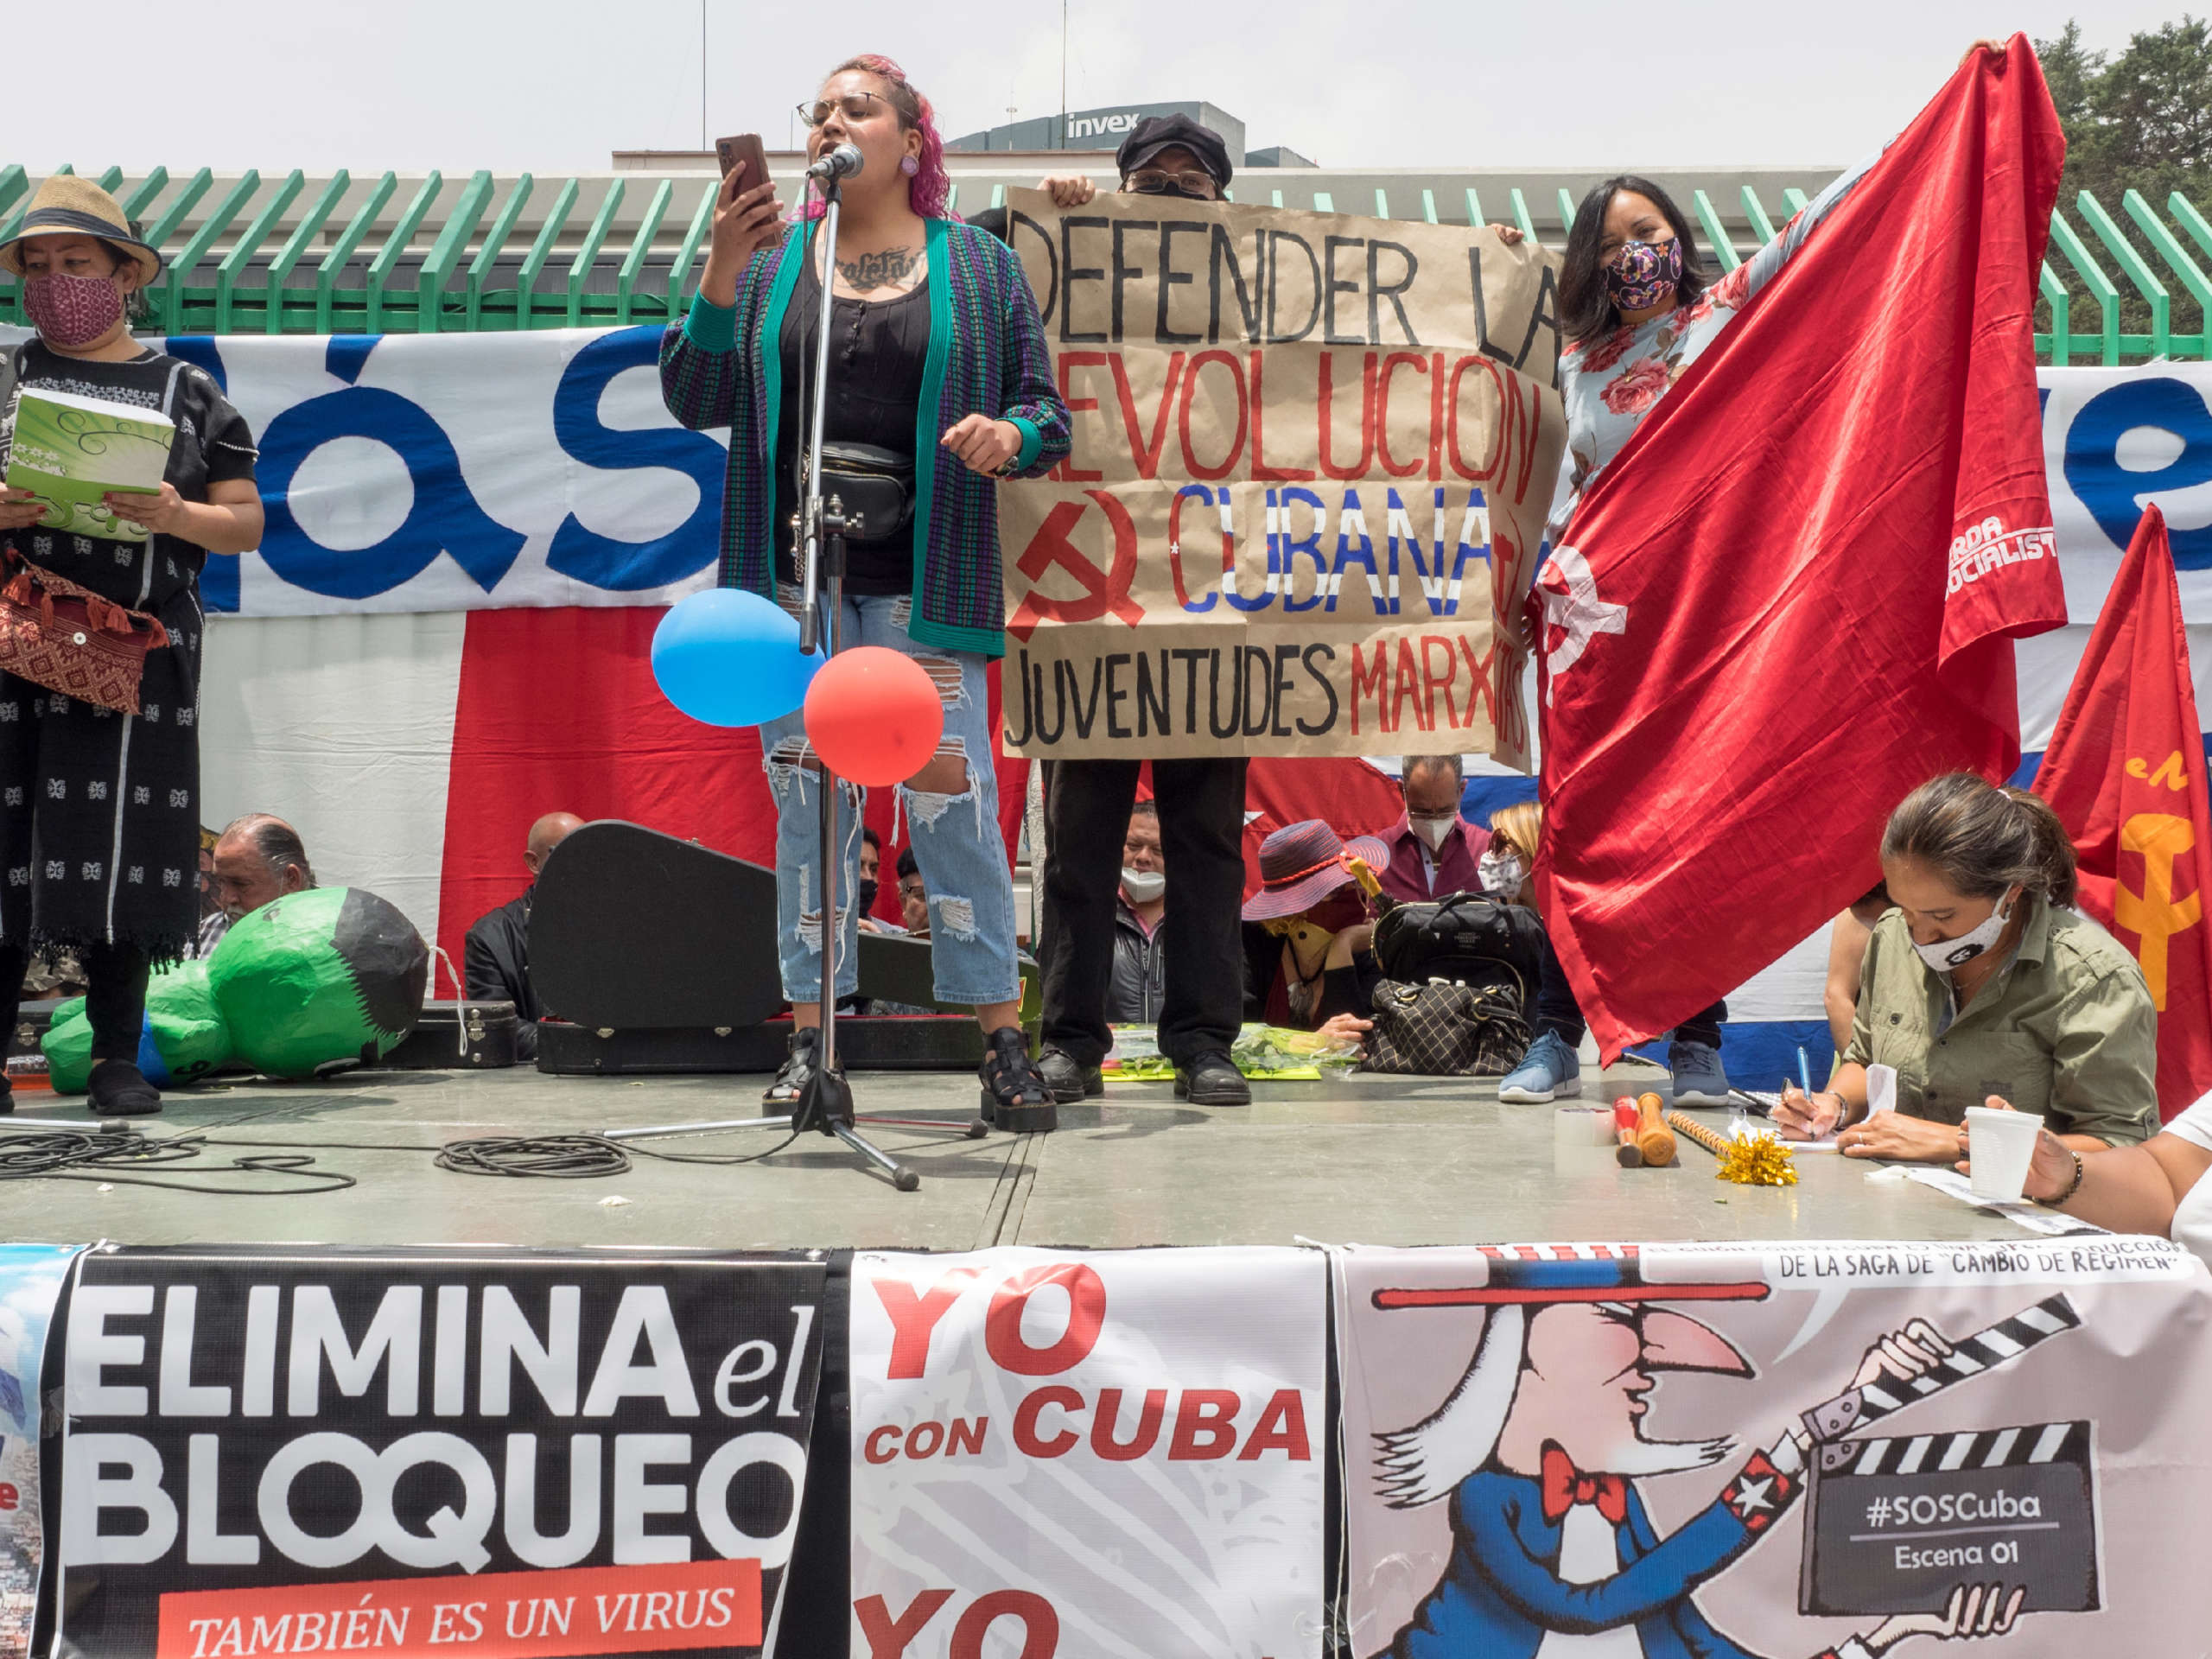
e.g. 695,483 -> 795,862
802,646 -> 946,786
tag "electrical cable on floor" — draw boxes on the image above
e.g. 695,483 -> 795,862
0,1122 -> 357,1194
436,1135 -> 630,1178
433,1129 -> 808,1176
0,1097 -> 822,1191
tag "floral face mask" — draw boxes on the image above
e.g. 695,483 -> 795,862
1603,237 -> 1682,312
23,271 -> 125,349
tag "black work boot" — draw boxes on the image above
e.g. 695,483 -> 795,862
1036,1046 -> 1103,1103
1173,1048 -> 1251,1107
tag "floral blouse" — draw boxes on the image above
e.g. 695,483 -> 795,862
1549,151 -> 1878,541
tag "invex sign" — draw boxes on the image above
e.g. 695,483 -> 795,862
849,1247 -> 1325,1659
57,1249 -> 824,1659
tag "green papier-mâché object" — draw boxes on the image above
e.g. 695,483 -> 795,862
40,961 -> 233,1092
207,887 -> 430,1078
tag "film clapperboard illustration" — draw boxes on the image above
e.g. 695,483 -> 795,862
1798,1294 -> 2096,1617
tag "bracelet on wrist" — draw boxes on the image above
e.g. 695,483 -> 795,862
2032,1149 -> 2086,1208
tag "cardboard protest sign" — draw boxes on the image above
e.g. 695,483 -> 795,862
849,1246 -> 1325,1658
55,1249 -> 825,1659
1336,1239 -> 2212,1657
997,190 -> 1564,766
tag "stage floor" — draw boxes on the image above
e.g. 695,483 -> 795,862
0,1057 -> 2034,1251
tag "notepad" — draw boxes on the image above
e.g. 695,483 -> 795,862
4,386 -> 174,543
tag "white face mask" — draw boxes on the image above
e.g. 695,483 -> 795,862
1910,891 -> 2018,973
1122,867 -> 1166,904
1410,812 -> 1459,852
1478,851 -> 1525,895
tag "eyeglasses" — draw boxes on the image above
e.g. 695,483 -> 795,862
899,880 -> 928,902
1123,168 -> 1217,198
799,92 -> 886,129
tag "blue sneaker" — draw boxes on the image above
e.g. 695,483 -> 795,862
1499,1030 -> 1581,1103
1668,1039 -> 1731,1106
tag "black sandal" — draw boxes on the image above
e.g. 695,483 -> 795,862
979,1028 -> 1058,1134
763,1027 -> 826,1105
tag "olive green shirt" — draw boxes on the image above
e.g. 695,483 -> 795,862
1843,893 -> 2158,1145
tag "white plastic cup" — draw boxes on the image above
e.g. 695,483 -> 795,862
1966,1107 -> 2044,1202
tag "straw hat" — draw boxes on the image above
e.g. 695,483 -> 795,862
1242,819 -> 1391,922
0,176 -> 162,284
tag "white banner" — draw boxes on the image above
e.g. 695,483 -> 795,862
3,324 -> 728,617
1336,1239 -> 2212,1659
849,1246 -> 1325,1659
2,1245 -> 82,1659
2042,362 -> 2212,622
8,327 -> 2208,624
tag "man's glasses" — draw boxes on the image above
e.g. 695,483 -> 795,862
799,92 -> 886,129
1123,168 -> 1218,198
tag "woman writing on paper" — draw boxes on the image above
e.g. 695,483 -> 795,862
1775,773 -> 2159,1160
0,178 -> 261,1118
658,55 -> 1071,1130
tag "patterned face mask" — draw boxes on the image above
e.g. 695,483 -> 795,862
23,271 -> 126,349
1603,237 -> 1683,312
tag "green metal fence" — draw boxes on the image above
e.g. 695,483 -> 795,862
0,163 -> 2203,363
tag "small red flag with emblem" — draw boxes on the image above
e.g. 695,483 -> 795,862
2033,505 -> 2212,1122
1535,38 -> 2069,1057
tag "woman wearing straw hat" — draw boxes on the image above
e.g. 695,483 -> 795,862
0,176 -> 263,1117
1242,819 -> 1390,1048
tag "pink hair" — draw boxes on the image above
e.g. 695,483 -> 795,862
798,54 -> 956,221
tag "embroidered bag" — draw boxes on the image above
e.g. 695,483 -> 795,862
0,552 -> 168,715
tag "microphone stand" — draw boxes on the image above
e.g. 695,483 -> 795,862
607,163 -> 982,1190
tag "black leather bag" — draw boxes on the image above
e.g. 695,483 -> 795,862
1358,978 -> 1532,1077
1371,890 -> 1546,1004
815,441 -> 914,541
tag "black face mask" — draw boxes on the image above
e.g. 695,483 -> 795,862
857,878 -> 880,915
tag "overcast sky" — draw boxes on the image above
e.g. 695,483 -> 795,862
5,2 -> 2183,176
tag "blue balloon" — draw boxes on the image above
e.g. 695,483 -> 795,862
652,588 -> 822,728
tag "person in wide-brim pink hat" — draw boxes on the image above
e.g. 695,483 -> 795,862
1243,819 -> 1391,922
1245,820 -> 1390,1040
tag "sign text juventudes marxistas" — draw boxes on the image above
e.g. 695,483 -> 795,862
996,190 -> 1565,764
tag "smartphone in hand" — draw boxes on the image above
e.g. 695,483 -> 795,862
714,134 -> 770,194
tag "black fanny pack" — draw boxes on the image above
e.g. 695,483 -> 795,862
812,442 -> 914,543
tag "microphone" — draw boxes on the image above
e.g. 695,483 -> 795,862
805,143 -> 864,183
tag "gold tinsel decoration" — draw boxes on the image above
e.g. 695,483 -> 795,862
1713,1130 -> 1799,1187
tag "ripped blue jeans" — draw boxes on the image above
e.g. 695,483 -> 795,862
758,593 -> 1019,1007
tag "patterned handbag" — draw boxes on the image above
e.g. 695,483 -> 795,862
1358,977 -> 1533,1077
0,553 -> 169,715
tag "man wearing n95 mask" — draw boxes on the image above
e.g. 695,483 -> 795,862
1376,754 -> 1490,905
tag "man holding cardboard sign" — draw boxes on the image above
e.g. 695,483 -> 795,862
988,121 -> 1566,1109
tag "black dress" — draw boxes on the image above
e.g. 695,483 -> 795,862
0,340 -> 257,966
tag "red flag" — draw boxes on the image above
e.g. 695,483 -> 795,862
2033,506 -> 2212,1122
1535,38 -> 2069,1058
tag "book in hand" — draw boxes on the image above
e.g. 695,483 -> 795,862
5,387 -> 175,544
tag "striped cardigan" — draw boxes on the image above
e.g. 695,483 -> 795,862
659,216 -> 1071,658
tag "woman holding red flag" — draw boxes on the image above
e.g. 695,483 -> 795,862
1506,38 -> 2012,1109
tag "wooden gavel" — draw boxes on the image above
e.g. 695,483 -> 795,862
1614,1093 -> 1676,1167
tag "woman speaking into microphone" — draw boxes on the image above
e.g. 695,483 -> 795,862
659,54 -> 1072,1129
